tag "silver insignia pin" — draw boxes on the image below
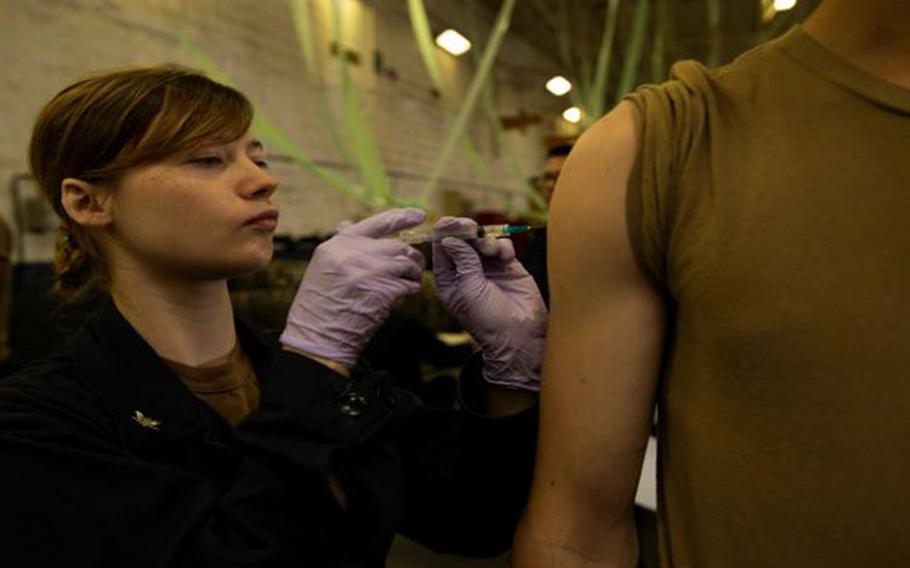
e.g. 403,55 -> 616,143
132,410 -> 161,431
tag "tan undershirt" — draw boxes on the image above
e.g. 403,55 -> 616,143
625,26 -> 910,567
162,343 -> 260,427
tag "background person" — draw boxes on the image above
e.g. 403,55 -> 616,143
520,142 -> 574,307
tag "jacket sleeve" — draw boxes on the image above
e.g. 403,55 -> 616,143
395,353 -> 539,557
0,352 -> 398,568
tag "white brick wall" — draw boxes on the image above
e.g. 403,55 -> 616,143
0,0 -> 565,262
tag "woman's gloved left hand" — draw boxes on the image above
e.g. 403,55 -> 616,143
432,216 -> 548,392
280,208 -> 427,370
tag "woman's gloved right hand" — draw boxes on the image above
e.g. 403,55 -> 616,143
432,217 -> 547,392
280,208 -> 427,370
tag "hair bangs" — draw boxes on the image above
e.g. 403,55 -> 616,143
124,74 -> 254,167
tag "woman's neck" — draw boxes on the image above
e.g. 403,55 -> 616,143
804,0 -> 910,90
110,264 -> 237,367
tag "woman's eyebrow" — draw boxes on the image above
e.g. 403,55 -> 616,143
248,140 -> 264,152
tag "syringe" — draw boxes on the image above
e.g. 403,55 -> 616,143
393,224 -> 536,245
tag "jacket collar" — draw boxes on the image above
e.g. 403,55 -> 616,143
71,296 -> 277,452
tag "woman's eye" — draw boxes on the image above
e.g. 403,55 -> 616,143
254,159 -> 269,169
190,156 -> 223,166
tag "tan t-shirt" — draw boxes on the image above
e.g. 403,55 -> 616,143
625,26 -> 910,567
163,343 -> 260,427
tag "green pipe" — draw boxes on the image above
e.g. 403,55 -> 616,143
467,0 -> 545,215
616,0 -> 650,98
410,0 -> 498,191
650,0 -> 668,83
556,0 -> 584,112
407,0 -> 444,92
289,0 -> 318,76
288,0 -> 352,166
179,31 -> 366,201
417,0 -> 518,205
251,113 -> 367,200
589,0 -> 621,121
707,0 -> 722,67
330,0 -> 394,206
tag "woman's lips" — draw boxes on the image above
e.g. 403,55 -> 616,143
247,217 -> 277,231
245,210 -> 279,231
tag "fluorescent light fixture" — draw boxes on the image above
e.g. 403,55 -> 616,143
562,106 -> 582,124
435,29 -> 472,56
546,75 -> 573,96
773,0 -> 797,11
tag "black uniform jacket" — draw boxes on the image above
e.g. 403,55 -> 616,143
0,299 -> 537,567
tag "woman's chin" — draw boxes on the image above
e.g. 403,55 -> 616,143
248,248 -> 275,272
187,242 -> 275,280
202,252 -> 274,280
240,242 -> 275,270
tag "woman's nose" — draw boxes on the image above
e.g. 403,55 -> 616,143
242,163 -> 279,201
251,176 -> 278,201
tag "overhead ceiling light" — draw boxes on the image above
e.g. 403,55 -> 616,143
773,0 -> 797,11
546,75 -> 572,96
435,29 -> 472,56
562,106 -> 582,124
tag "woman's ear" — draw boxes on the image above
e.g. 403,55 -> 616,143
60,178 -> 113,228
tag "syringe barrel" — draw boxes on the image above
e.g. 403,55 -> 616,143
394,226 -> 478,244
393,224 -> 530,244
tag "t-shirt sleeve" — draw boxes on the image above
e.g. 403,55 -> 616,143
623,61 -> 710,292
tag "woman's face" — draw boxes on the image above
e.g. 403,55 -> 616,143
104,131 -> 280,280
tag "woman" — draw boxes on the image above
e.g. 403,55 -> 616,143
0,66 -> 547,567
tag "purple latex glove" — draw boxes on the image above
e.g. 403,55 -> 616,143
433,217 -> 547,391
280,208 -> 427,368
